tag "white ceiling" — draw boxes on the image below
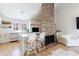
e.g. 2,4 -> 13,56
0,3 -> 42,20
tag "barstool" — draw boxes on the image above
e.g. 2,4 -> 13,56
37,32 -> 46,52
26,33 -> 39,56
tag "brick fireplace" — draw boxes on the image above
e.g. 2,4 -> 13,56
31,3 -> 57,45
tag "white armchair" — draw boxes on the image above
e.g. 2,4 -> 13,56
57,33 -> 79,46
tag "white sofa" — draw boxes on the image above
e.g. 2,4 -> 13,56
57,33 -> 79,46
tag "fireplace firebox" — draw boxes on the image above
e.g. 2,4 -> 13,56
45,35 -> 55,46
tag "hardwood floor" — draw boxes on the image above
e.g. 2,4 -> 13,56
24,43 -> 69,56
0,42 -> 79,56
24,43 -> 79,56
0,42 -> 22,56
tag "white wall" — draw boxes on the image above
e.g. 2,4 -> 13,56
0,3 -> 42,20
55,3 -> 79,35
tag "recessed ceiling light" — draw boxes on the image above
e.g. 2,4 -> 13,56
21,10 -> 24,14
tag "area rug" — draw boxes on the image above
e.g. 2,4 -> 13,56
51,48 -> 79,56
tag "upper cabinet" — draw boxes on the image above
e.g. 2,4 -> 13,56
13,23 -> 19,31
21,24 -> 27,31
12,20 -> 29,32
